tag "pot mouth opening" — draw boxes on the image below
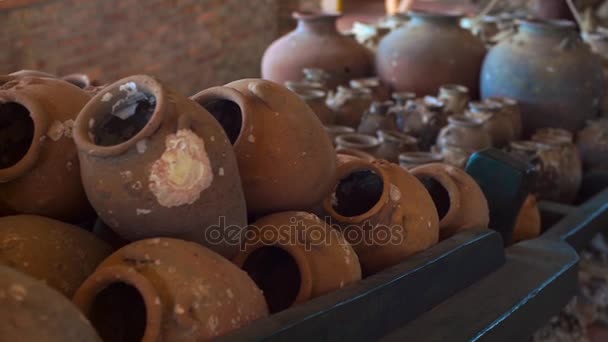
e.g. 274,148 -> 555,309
488,96 -> 517,106
518,19 -> 577,34
89,82 -> 157,147
242,246 -> 302,314
392,91 -> 417,101
350,77 -> 381,89
448,115 -> 481,127
332,168 -> 384,217
336,133 -> 380,149
0,102 -> 34,171
293,11 -> 342,21
325,125 -> 355,135
440,84 -> 469,95
408,10 -> 463,22
378,130 -> 417,144
417,175 -> 451,221
88,281 -> 148,342
510,140 -> 550,153
399,152 -> 443,164
201,99 -> 243,145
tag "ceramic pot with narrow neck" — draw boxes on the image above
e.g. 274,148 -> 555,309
377,11 -> 486,96
0,215 -> 112,297
512,194 -> 541,244
350,77 -> 391,102
411,163 -> 489,239
466,100 -> 515,148
233,211 -> 361,313
327,86 -> 374,128
262,11 -> 373,89
73,238 -> 268,341
481,19 -> 604,135
488,96 -> 523,139
335,133 -> 381,155
73,75 -> 247,259
577,119 -> 608,171
395,96 -> 446,151
438,84 -> 470,114
375,129 -> 418,163
0,76 -> 93,221
291,87 -> 335,125
0,265 -> 102,342
437,115 -> 492,168
192,79 -> 336,217
357,101 -> 398,136
322,159 -> 439,275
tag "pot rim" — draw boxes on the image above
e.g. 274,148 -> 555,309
336,147 -> 376,162
350,77 -> 381,89
439,84 -> 469,95
293,11 -> 342,21
335,133 -> 381,149
293,88 -> 326,100
377,129 -> 418,145
408,10 -> 463,22
517,18 -> 577,34
62,73 -> 92,89
398,151 -> 443,164
447,114 -> 482,127
325,125 -> 356,135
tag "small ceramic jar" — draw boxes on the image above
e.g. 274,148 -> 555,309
437,115 -> 492,168
325,125 -> 355,147
350,77 -> 391,102
488,96 -> 523,139
398,151 -> 444,169
326,86 -> 374,128
577,119 -> 608,171
391,91 -> 416,106
292,88 -> 335,125
375,130 -> 418,163
466,100 -> 515,148
335,133 -> 381,155
438,84 -> 470,114
357,101 -> 398,136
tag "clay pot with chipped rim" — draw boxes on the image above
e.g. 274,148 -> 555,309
0,215 -> 112,297
488,96 -> 523,139
357,100 -> 398,136
375,129 -> 418,163
73,238 -> 268,341
438,84 -> 470,114
335,133 -> 381,155
577,119 -> 608,171
325,125 -> 355,146
233,211 -> 361,313
466,100 -> 515,148
512,194 -> 542,244
191,79 -> 337,217
322,159 -> 439,275
0,265 -> 102,342
336,147 -> 376,165
292,87 -> 335,125
437,115 -> 492,168
327,86 -> 374,128
410,163 -> 489,239
350,77 -> 391,102
73,75 -> 247,259
399,151 -> 444,169
0,76 -> 94,221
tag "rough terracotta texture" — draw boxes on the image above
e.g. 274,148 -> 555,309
73,75 -> 247,259
0,265 -> 102,342
233,211 -> 361,313
73,238 -> 268,341
512,194 -> 542,244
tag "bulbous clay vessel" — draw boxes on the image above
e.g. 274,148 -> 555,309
335,133 -> 381,155
73,75 -> 247,259
438,84 -> 470,114
399,152 -> 444,170
577,119 -> 608,171
327,86 -> 374,128
481,19 -> 604,136
358,101 -> 398,136
512,195 -> 542,244
233,211 -> 361,313
377,11 -> 486,96
466,100 -> 515,148
322,159 -> 439,275
410,163 -> 489,239
292,88 -> 335,125
437,115 -> 492,168
262,12 -> 373,89
0,76 -> 93,221
73,238 -> 268,341
0,265 -> 102,342
350,77 -> 391,102
0,215 -> 112,297
375,130 -> 418,163
192,79 -> 337,216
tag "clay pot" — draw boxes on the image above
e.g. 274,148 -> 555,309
377,10 -> 486,96
325,125 -> 355,146
233,211 -> 361,313
9,70 -> 57,78
336,147 -> 376,164
399,151 -> 444,169
488,96 -> 523,139
73,75 -> 247,259
529,0 -> 574,20
512,195 -> 542,244
350,77 -> 391,102
192,79 -> 337,217
0,76 -> 93,221
62,73 -> 95,89
481,19 -> 605,136
410,163 -> 489,240
0,265 -> 102,341
375,130 -> 418,163
326,86 -> 374,128
284,68 -> 330,93
395,96 -> 446,151
438,84 -> 470,114
73,238 -> 268,341
322,159 -> 439,275
437,115 -> 492,168
577,119 -> 608,170
335,133 -> 381,155
0,215 -> 112,297
292,88 -> 335,125
357,101 -> 398,135
262,11 -> 373,89
466,100 -> 515,148
392,91 -> 417,106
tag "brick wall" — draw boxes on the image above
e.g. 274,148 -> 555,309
0,0 -> 320,94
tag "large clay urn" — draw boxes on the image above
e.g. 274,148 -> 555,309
376,11 -> 486,96
73,75 -> 247,259
261,11 -> 373,89
481,19 -> 605,136
192,79 -> 337,217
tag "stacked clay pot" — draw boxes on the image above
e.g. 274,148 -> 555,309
322,159 -> 439,275
73,75 -> 247,259
0,76 -> 94,222
466,100 -> 515,148
327,86 -> 374,128
436,115 -> 492,168
192,79 -> 337,217
234,211 -> 361,313
74,238 -> 268,341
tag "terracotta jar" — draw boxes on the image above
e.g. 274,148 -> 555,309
326,86 -> 374,128
350,77 -> 391,102
335,133 -> 381,155
284,67 -> 330,93
0,76 -> 93,222
438,84 -> 470,114
62,73 -> 95,89
577,119 -> 608,170
399,151 -> 444,170
322,159 -> 439,275
410,163 -> 489,240
233,211 -> 361,313
262,11 -> 373,89
532,127 -> 574,144
395,96 -> 446,151
529,0 -> 574,20
392,91 -> 417,106
325,125 -> 355,146
488,96 -> 523,139
0,215 -> 112,297
466,100 -> 515,148
357,101 -> 398,136
336,147 -> 376,164
192,79 -> 337,217
377,11 -> 486,96
0,265 -> 102,342
292,87 -> 335,125
437,115 -> 492,168
481,19 -> 604,136
512,195 -> 542,244
74,75 -> 247,259
73,238 -> 268,341
375,130 -> 418,163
